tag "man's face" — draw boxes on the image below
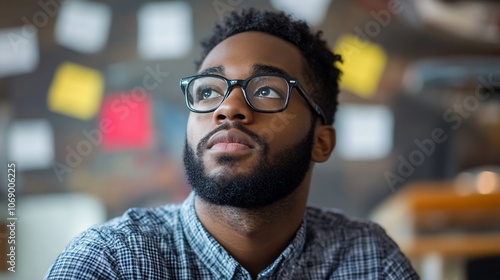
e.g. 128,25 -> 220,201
183,31 -> 317,208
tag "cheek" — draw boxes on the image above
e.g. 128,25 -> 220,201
256,108 -> 311,146
186,114 -> 210,147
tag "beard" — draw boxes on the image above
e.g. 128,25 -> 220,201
183,120 -> 315,209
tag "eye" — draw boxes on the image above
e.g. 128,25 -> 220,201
196,87 -> 222,101
254,87 -> 282,99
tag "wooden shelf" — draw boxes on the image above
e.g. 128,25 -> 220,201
371,181 -> 500,258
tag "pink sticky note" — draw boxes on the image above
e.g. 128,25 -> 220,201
99,92 -> 153,151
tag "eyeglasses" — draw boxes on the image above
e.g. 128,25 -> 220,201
179,73 -> 327,124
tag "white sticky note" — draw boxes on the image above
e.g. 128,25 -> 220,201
270,0 -> 331,26
335,104 -> 394,161
0,26 -> 39,78
138,1 -> 193,60
18,193 -> 106,279
55,0 -> 112,53
7,119 -> 54,170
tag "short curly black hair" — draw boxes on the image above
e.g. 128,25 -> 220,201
195,8 -> 342,125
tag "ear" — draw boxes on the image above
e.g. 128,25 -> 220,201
311,124 -> 335,163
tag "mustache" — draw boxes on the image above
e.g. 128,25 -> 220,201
196,123 -> 268,156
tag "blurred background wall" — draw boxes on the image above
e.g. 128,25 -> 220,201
0,0 -> 499,279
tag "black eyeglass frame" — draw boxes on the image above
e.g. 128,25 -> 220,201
179,73 -> 327,124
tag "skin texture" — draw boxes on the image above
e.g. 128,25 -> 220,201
185,31 -> 336,277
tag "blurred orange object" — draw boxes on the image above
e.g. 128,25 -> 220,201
371,178 -> 500,258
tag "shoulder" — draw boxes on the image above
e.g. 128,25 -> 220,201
304,206 -> 419,279
72,202 -> 183,246
45,203 -> 183,279
305,206 -> 384,239
102,203 -> 183,237
305,206 -> 402,252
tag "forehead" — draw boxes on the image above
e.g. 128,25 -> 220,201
199,31 -> 305,78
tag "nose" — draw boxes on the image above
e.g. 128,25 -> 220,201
212,86 -> 254,125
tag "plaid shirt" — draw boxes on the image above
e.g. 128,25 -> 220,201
45,193 -> 419,279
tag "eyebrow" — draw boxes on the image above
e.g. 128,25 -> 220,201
198,64 -> 290,77
198,66 -> 224,75
252,64 -> 289,76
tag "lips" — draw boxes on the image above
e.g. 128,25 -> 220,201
206,130 -> 255,152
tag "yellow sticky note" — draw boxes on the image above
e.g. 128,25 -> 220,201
334,34 -> 387,98
48,62 -> 104,119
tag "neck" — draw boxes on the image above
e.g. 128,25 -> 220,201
194,180 -> 310,278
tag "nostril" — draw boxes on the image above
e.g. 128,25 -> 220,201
216,114 -> 227,121
216,113 -> 245,121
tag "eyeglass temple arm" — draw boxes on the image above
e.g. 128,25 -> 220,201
295,82 -> 328,125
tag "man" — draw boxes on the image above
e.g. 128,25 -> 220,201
46,8 -> 418,279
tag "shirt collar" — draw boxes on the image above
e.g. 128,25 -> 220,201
258,218 -> 307,277
180,192 -> 307,278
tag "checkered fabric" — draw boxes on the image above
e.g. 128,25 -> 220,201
45,192 -> 419,279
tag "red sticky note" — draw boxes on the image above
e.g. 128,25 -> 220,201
99,92 -> 153,151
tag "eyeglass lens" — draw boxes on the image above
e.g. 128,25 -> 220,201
187,76 -> 290,112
